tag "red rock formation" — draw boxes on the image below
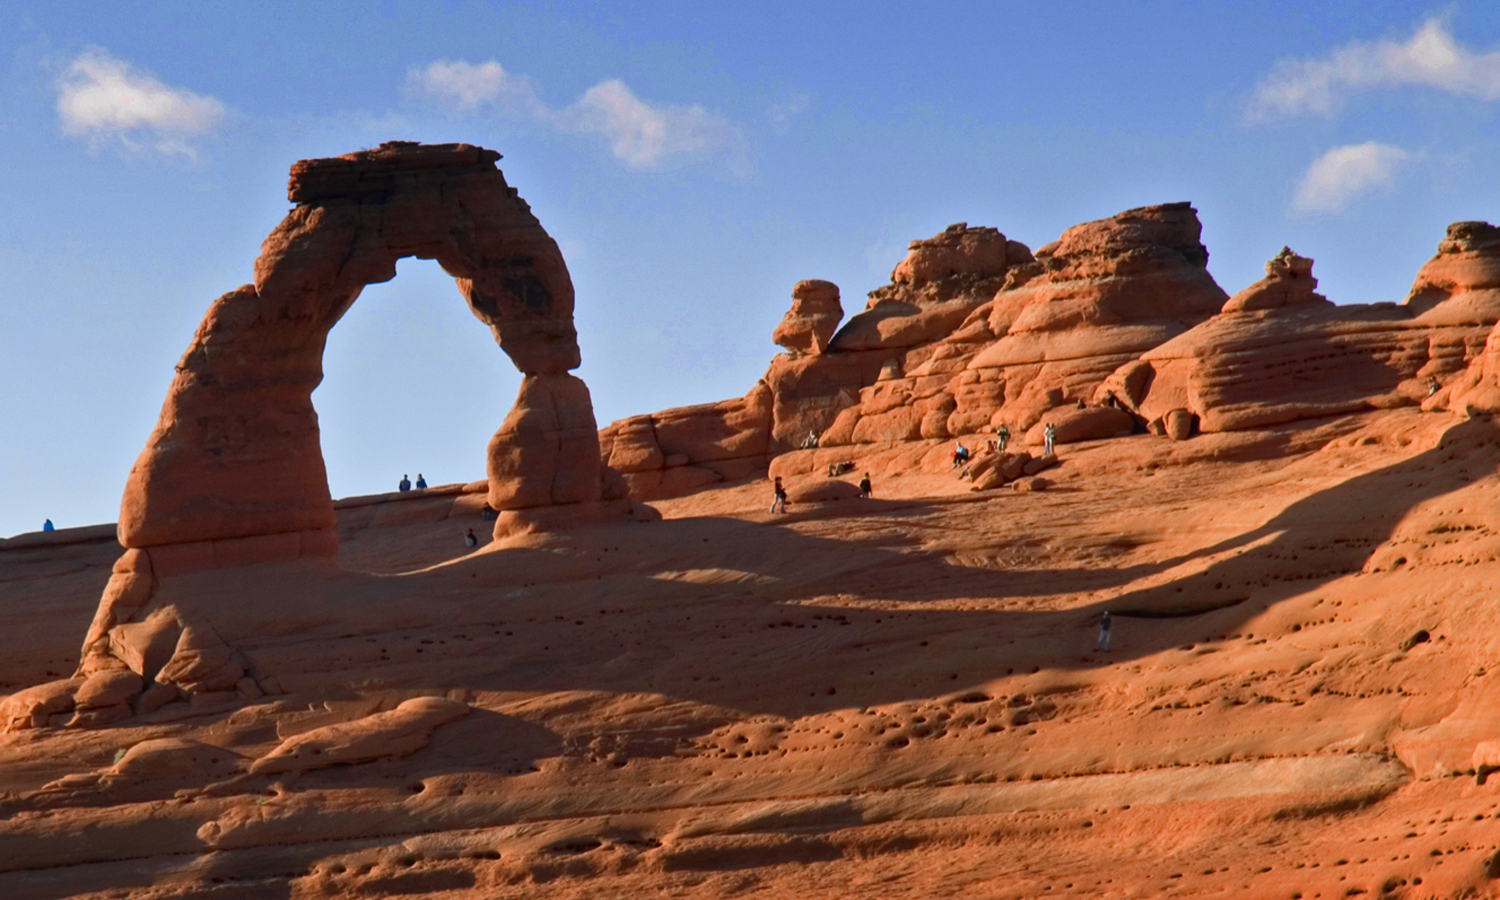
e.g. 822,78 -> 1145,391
1415,223 -> 1500,412
53,142 -> 617,722
1220,246 -> 1329,313
771,279 -> 843,356
1104,232 -> 1500,433
821,203 -> 1226,462
600,224 -> 1029,499
120,142 -> 596,556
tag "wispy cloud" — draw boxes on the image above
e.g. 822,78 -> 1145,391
1248,17 -> 1500,121
766,93 -> 811,133
56,47 -> 226,159
406,59 -> 747,173
1292,142 -> 1412,214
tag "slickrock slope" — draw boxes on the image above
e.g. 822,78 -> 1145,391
11,183 -> 1500,897
6,408 -> 1500,898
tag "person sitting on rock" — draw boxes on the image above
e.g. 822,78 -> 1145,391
1427,376 -> 1441,397
398,474 -> 411,492
464,528 -> 478,548
42,519 -> 54,532
415,473 -> 427,489
952,443 -> 970,467
858,473 -> 872,499
771,477 -> 788,514
996,424 -> 1010,453
1043,422 -> 1057,457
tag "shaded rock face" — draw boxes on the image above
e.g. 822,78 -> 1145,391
1103,235 -> 1500,432
771,280 -> 843,356
120,141 -> 599,555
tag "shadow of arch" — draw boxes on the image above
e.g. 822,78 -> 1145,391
116,142 -> 602,556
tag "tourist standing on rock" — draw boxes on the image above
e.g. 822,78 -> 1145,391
771,476 -> 788,514
858,473 -> 872,499
415,473 -> 427,489
1096,611 -> 1112,653
464,528 -> 478,548
1043,423 -> 1057,457
997,424 -> 1010,453
398,474 -> 411,492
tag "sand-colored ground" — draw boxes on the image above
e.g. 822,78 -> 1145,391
3,408 -> 1500,898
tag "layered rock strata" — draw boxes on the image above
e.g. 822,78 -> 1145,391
1105,232 -> 1500,433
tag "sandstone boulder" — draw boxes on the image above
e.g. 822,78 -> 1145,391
772,280 -> 843,355
1025,406 -> 1135,446
786,479 -> 862,504
0,678 -> 83,731
1163,408 -> 1197,441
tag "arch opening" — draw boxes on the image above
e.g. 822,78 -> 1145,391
314,256 -> 521,500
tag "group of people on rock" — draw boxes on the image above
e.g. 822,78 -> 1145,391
953,422 -> 1057,475
397,473 -> 428,492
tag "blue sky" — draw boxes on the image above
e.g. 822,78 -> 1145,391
3,1 -> 1498,536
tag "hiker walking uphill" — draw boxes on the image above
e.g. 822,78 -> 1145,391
770,476 -> 788,514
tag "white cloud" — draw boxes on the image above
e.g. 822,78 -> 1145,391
406,59 -> 746,173
552,79 -> 741,169
56,48 -> 225,159
1248,17 -> 1500,121
405,60 -> 542,114
1292,142 -> 1412,214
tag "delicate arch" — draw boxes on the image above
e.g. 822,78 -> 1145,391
118,142 -> 601,554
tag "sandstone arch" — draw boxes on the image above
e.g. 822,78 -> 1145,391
119,141 -> 603,555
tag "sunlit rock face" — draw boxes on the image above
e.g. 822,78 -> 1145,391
119,141 -> 598,555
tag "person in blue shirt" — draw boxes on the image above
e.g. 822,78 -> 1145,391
415,474 -> 427,489
398,475 -> 411,492
42,519 -> 54,532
